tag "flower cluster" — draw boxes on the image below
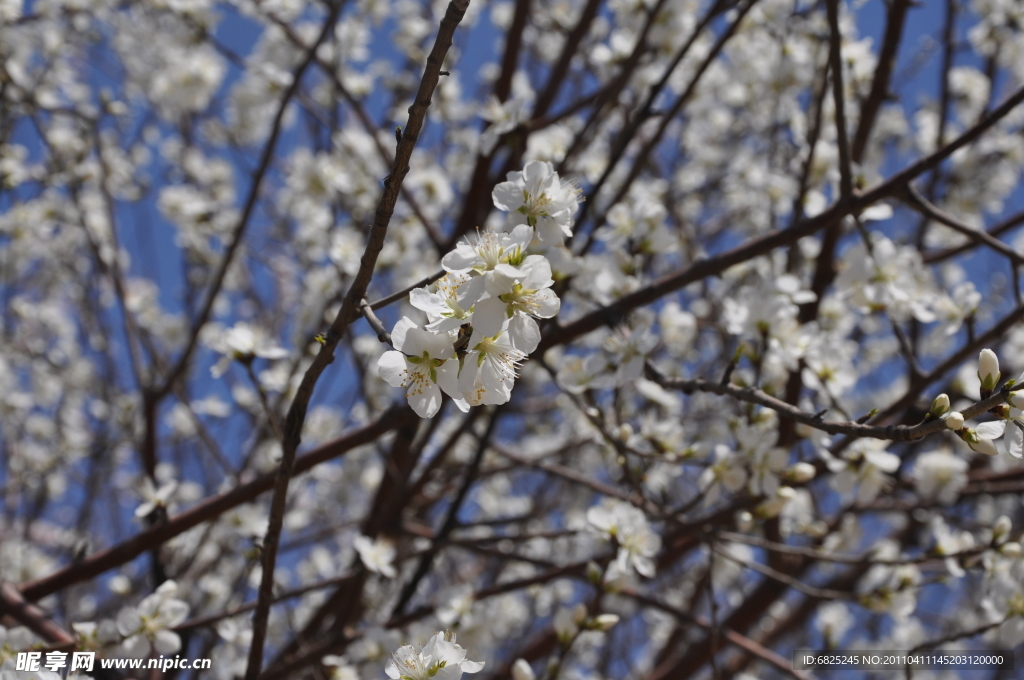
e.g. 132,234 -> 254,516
378,161 -> 579,417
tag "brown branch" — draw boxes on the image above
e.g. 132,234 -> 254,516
366,270 -> 445,311
532,0 -> 603,117
623,588 -> 814,680
923,208 -> 1024,263
902,184 -> 1024,266
243,5 -> 472,676
539,82 -> 1024,353
174,572 -> 359,633
711,543 -> 856,600
850,0 -> 911,162
573,0 -> 757,254
716,530 -> 987,566
359,298 -> 393,346
648,366 -> 1022,442
155,4 -> 340,400
18,408 -> 412,602
826,0 -> 853,200
0,582 -> 75,645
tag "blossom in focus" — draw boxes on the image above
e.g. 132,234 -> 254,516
458,329 -> 526,406
377,317 -> 461,418
410,273 -> 483,333
471,255 -> 559,353
385,631 -> 484,680
492,161 -> 581,246
441,224 -> 532,278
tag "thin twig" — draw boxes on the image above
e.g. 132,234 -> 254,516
242,2 -> 472,678
646,364 -> 1024,442
903,184 -> 1024,266
360,298 -> 393,347
19,409 -> 411,602
0,582 -> 75,644
710,543 -> 856,601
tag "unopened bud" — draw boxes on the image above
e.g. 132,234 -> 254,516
929,393 -> 950,417
807,520 -> 829,538
736,510 -> 754,532
511,659 -> 536,680
994,516 -> 1013,545
572,603 -> 588,625
999,541 -> 1022,558
589,614 -> 620,631
786,462 -> 817,483
586,561 -> 603,584
964,428 -> 999,455
979,349 -> 1000,392
755,487 -> 796,519
944,411 -> 964,430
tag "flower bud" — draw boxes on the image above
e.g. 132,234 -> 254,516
755,487 -> 796,519
1009,390 -> 1024,409
589,614 -> 620,631
735,510 -> 754,532
994,516 -> 1012,545
964,428 -> 999,455
999,541 -> 1022,558
979,349 -> 1000,392
585,561 -> 603,584
512,659 -> 536,680
553,607 -> 580,642
943,411 -> 964,430
929,393 -> 950,417
785,462 -> 817,483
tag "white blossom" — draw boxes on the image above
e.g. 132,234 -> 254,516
377,318 -> 461,418
491,161 -> 581,246
353,535 -> 397,578
384,631 -> 484,680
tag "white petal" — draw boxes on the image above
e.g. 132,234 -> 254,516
535,216 -> 566,245
116,608 -> 142,637
409,287 -> 446,314
458,275 -> 486,306
1007,423 -> 1024,458
390,317 -> 419,352
461,660 -> 486,673
492,181 -> 524,212
436,360 -> 463,399
407,381 -> 443,418
153,628 -> 182,655
443,246 -> 479,272
120,634 -> 150,658
472,297 -> 509,337
509,315 -> 541,354
377,351 -> 410,387
521,256 -> 553,289
529,288 -> 560,319
157,599 -> 190,627
976,421 -> 1006,439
